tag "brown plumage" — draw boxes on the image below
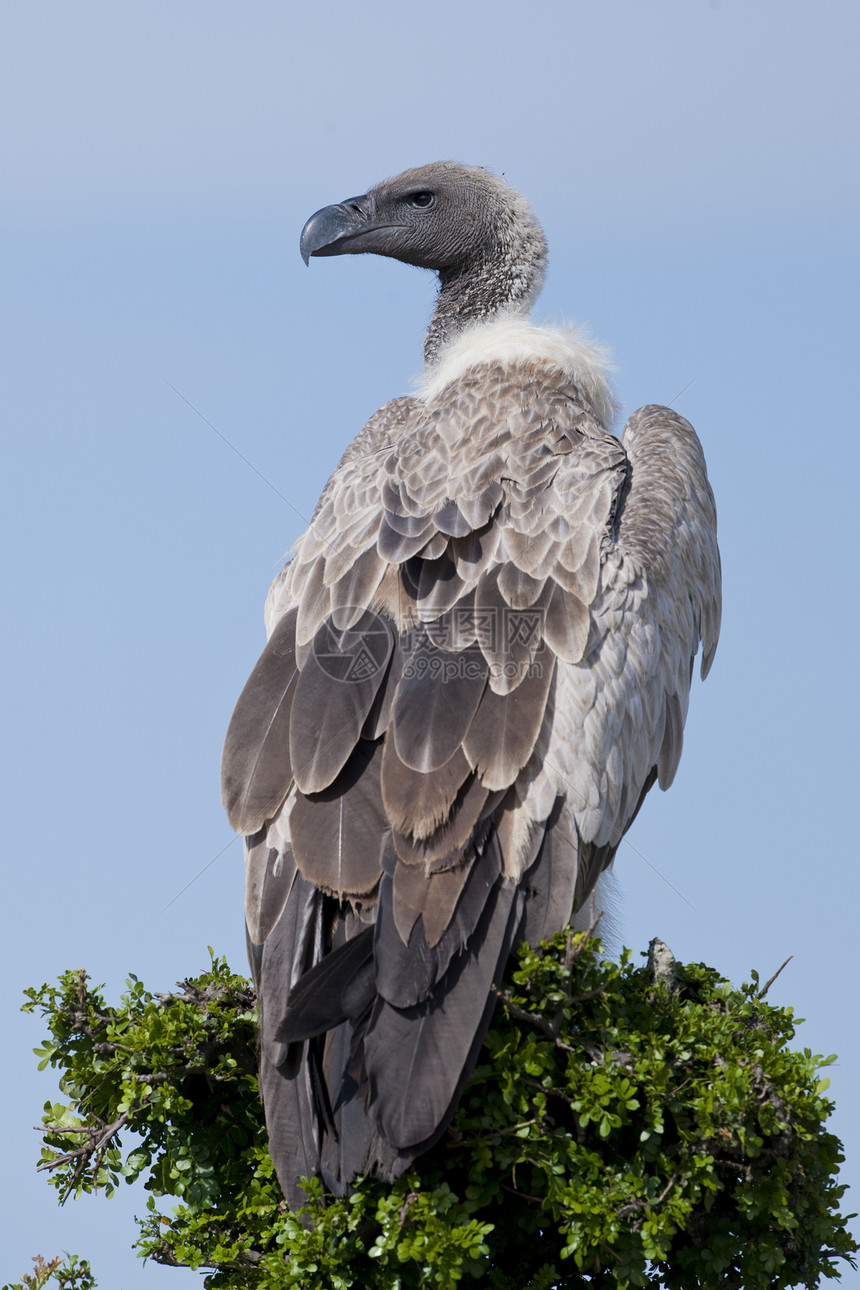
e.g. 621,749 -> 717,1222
221,162 -> 721,1207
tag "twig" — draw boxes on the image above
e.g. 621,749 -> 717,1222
500,1180 -> 545,1205
37,1111 -> 131,1204
565,901 -> 604,976
568,988 -> 607,1006
150,1243 -> 263,1270
33,1124 -> 106,1135
493,1117 -> 542,1138
758,955 -> 793,999
399,1191 -> 419,1226
616,1172 -> 678,1220
490,987 -> 575,1051
37,1113 -> 129,1168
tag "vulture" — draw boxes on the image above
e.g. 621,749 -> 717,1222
221,162 -> 721,1208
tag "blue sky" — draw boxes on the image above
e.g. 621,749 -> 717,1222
3,1 -> 859,1284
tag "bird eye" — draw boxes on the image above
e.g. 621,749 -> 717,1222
408,191 -> 434,208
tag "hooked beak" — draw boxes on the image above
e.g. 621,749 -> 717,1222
300,195 -> 372,264
300,193 -> 401,265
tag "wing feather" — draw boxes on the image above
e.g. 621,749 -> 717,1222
377,518 -> 437,563
295,557 -> 333,647
328,548 -> 387,629
391,769 -> 490,869
496,563 -> 547,609
318,1021 -> 403,1194
363,868 -> 524,1149
521,833 -> 574,946
244,827 -> 296,945
277,928 -> 374,1043
542,583 -> 591,664
221,609 -> 299,833
418,531 -> 449,559
380,738 -> 472,840
473,568 -> 551,694
375,840 -> 493,997
463,653 -> 556,791
415,553 -> 467,615
289,739 -> 386,897
657,691 -> 685,790
290,613 -> 394,793
391,629 -> 488,773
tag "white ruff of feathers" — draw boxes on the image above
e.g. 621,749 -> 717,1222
420,313 -> 619,430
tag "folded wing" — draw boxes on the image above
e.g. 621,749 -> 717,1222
222,367 -> 720,1206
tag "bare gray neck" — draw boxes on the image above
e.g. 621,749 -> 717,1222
423,228 -> 549,367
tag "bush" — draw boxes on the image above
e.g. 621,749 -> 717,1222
19,935 -> 857,1289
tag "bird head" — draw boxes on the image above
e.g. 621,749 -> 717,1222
299,161 -> 546,280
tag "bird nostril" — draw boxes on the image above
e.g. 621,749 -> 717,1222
343,195 -> 370,218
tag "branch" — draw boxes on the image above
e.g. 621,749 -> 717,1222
149,1241 -> 263,1271
758,955 -> 793,999
491,912 -> 607,1049
490,986 -> 575,1051
37,1111 -> 130,1203
565,902 -> 604,975
616,1172 -> 678,1221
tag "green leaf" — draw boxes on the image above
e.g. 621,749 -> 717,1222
22,938 -> 858,1289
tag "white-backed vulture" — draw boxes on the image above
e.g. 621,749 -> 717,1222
221,162 -> 721,1208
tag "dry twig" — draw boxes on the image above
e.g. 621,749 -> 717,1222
758,955 -> 793,999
